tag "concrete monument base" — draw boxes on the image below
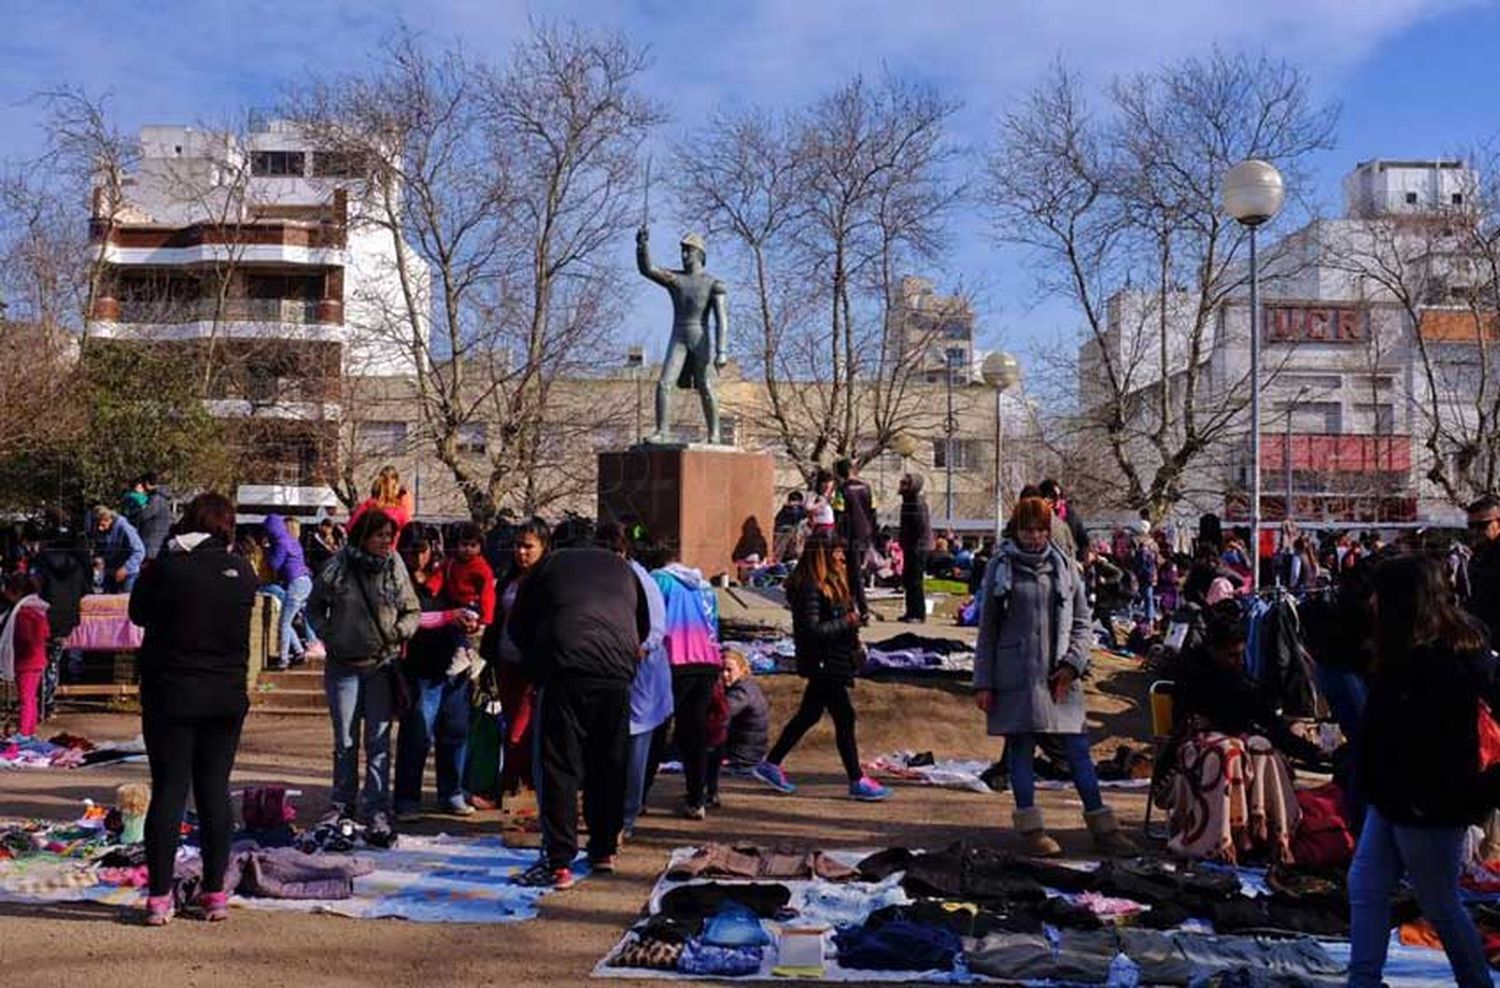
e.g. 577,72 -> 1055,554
597,445 -> 776,579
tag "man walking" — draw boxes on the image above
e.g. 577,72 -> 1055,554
898,473 -> 932,623
509,540 -> 650,889
836,459 -> 876,620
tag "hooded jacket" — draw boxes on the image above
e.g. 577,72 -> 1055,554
899,477 -> 933,553
973,539 -> 1091,735
306,546 -> 421,668
652,563 -> 722,672
263,513 -> 311,585
129,533 -> 259,718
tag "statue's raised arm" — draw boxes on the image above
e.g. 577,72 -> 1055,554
636,226 -> 673,287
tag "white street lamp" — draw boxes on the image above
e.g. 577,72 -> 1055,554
981,351 -> 1022,538
1223,159 -> 1285,593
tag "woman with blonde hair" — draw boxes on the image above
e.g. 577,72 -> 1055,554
751,533 -> 890,801
974,496 -> 1135,857
348,466 -> 415,537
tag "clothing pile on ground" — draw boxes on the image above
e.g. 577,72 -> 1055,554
596,840 -> 1476,984
864,749 -> 1153,796
859,633 -> 975,678
0,732 -> 147,770
0,785 -> 583,923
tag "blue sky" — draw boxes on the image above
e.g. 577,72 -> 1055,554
4,0 -> 1499,363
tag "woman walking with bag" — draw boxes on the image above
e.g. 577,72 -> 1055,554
306,508 -> 420,846
751,533 -> 890,802
974,496 -> 1135,857
1347,554 -> 1498,988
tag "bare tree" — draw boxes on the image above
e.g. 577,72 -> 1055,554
986,53 -> 1337,523
676,74 -> 962,482
291,25 -> 658,521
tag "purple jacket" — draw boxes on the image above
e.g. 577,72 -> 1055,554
264,514 -> 310,585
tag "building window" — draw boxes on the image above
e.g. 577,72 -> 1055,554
251,151 -> 306,177
457,422 -> 487,455
933,438 -> 980,470
312,151 -> 367,178
358,421 -> 407,455
247,366 -> 280,405
1453,193 -> 1464,206
1404,192 -> 1419,205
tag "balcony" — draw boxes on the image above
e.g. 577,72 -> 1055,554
103,297 -> 342,325
1260,433 -> 1411,473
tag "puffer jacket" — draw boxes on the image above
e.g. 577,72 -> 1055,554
306,547 -> 420,668
263,513 -> 310,585
788,579 -> 861,681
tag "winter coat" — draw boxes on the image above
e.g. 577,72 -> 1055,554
629,558 -> 674,734
306,547 -> 421,669
96,515 -> 145,578
129,534 -> 259,719
508,548 -> 650,687
788,579 -> 862,681
839,478 -> 876,546
32,545 -> 91,638
1468,540 -> 1500,646
899,482 -> 933,553
135,489 -> 173,560
263,514 -> 311,586
652,563 -> 721,673
724,677 -> 770,767
1359,643 -> 1500,826
973,540 -> 1091,735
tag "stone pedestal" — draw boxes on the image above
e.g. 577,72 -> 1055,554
598,445 -> 776,579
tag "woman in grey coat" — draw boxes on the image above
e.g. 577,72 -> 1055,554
974,496 -> 1135,857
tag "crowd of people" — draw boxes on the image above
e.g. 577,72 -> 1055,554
9,461 -> 1500,988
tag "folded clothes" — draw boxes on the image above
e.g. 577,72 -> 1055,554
667,843 -> 857,882
175,845 -> 377,901
658,882 -> 792,925
610,936 -> 683,971
835,918 -> 962,971
677,939 -> 763,977
702,900 -> 771,947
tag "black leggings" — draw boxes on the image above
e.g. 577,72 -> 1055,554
143,711 -> 245,896
670,672 -> 717,807
767,677 -> 862,782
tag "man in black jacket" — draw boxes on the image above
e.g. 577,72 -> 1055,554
836,459 -> 876,620
1466,496 -> 1500,645
508,545 -> 650,889
898,473 -> 932,623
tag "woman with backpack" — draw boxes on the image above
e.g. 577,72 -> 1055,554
973,496 -> 1135,857
1347,554 -> 1499,988
306,508 -> 421,846
752,533 -> 891,802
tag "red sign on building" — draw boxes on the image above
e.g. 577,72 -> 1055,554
1266,305 -> 1365,343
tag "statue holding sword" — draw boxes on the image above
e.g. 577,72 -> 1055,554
635,158 -> 730,445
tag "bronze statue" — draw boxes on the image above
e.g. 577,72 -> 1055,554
636,225 -> 729,444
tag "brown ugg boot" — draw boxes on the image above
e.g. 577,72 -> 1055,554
1085,806 -> 1139,855
1014,806 -> 1063,858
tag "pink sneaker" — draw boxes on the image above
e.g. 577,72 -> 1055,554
196,891 -> 230,922
143,894 -> 173,926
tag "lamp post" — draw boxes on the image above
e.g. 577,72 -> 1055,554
1223,159 -> 1286,593
981,351 -> 1022,538
943,349 -> 959,526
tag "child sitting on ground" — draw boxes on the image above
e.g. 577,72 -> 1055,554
721,649 -> 769,774
440,522 -> 496,679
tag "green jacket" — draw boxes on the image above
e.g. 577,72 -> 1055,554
307,547 -> 421,668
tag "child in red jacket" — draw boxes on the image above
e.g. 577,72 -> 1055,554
441,522 -> 495,678
1,574 -> 51,737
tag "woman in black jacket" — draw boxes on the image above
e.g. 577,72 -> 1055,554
1348,554 -> 1497,988
751,534 -> 890,802
897,473 -> 932,623
128,493 -> 259,927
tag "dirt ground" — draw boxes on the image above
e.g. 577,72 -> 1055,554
0,647 -> 1156,988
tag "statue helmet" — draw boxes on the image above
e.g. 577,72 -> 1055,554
680,232 -> 707,258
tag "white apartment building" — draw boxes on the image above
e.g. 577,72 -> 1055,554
1078,159 -> 1484,533
86,119 -> 429,515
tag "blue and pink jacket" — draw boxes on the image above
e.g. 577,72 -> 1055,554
651,563 -> 721,672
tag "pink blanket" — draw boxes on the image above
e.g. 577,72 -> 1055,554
64,595 -> 144,652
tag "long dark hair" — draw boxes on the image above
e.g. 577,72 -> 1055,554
785,532 -> 851,606
1373,553 -> 1487,674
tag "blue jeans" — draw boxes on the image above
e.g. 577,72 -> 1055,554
263,576 -> 317,662
1006,732 -> 1104,812
1348,806 -> 1491,988
324,662 -> 396,818
1141,585 -> 1157,624
394,672 -> 472,810
623,728 -> 655,834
